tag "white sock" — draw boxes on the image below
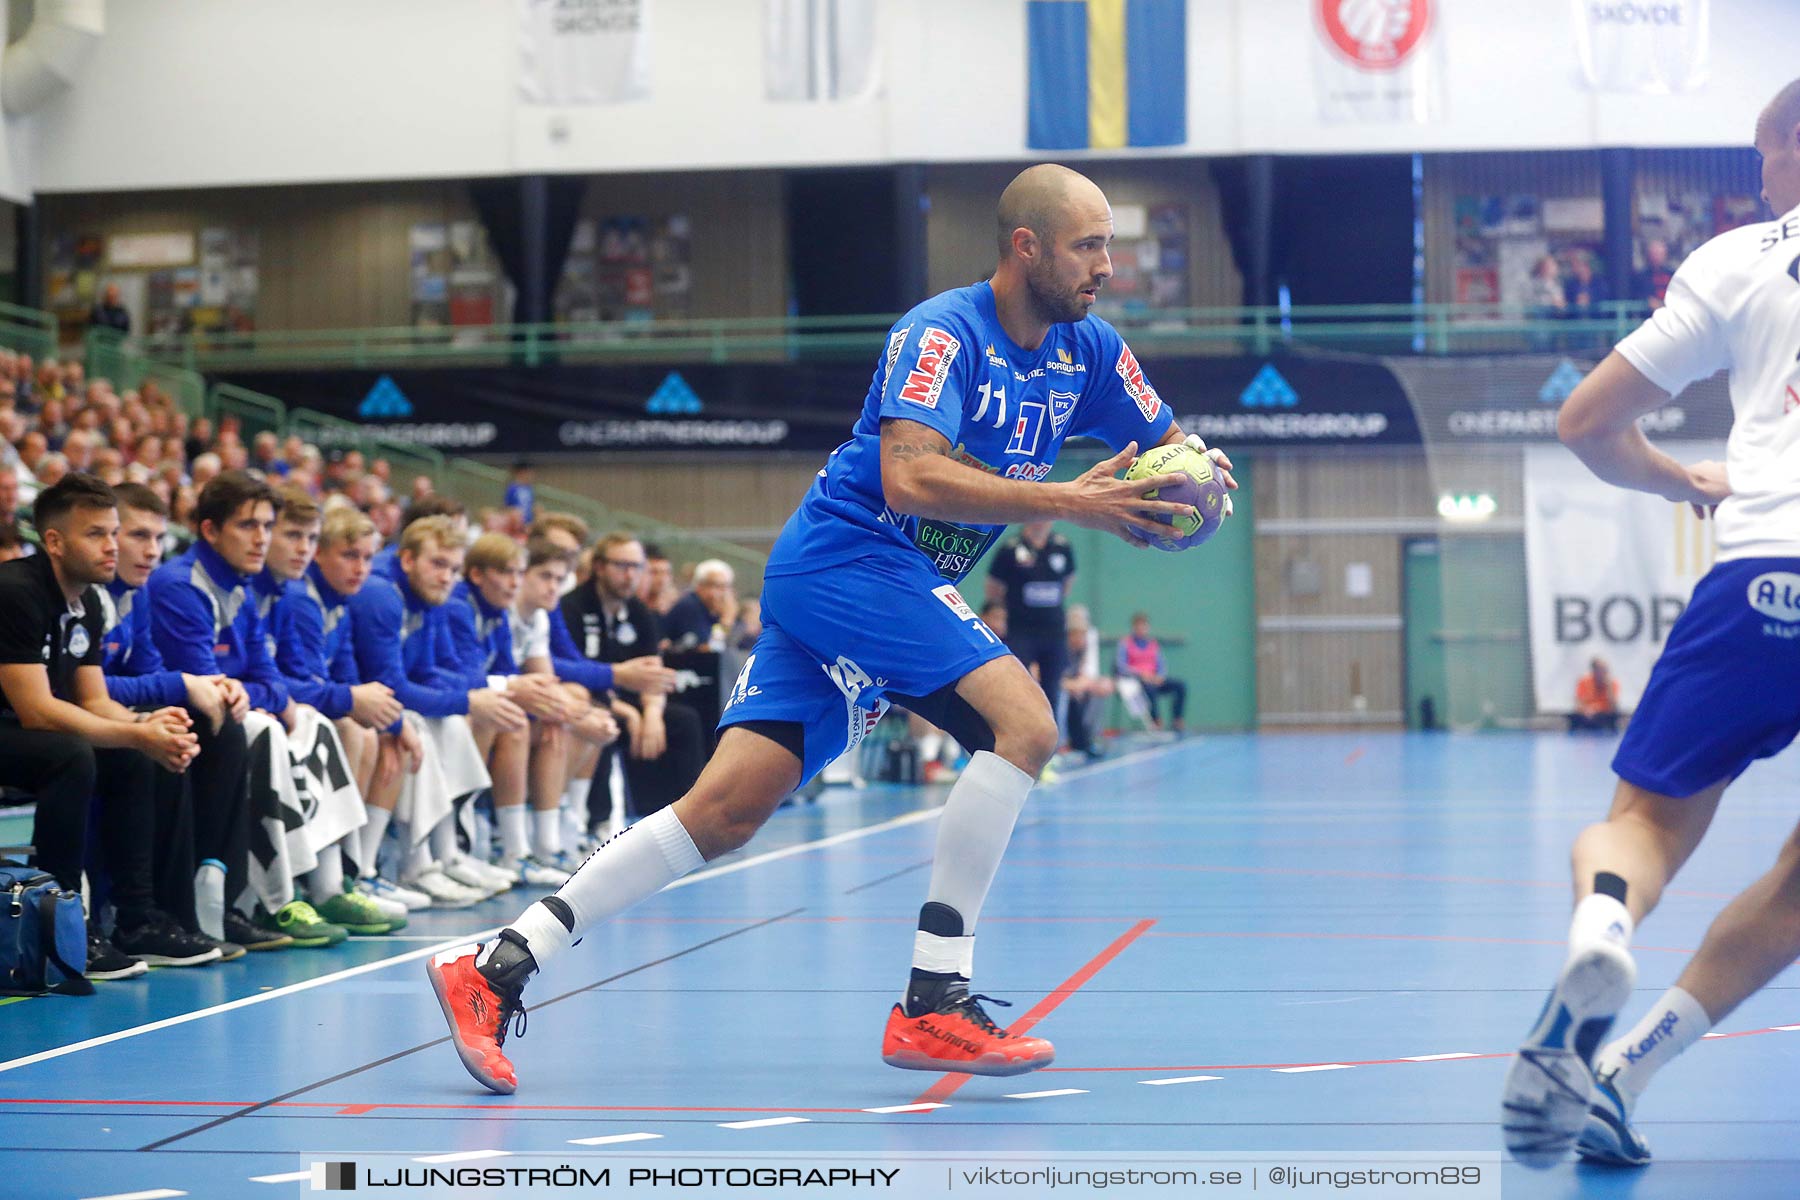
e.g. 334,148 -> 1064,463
496,804 -> 530,862
1569,891 -> 1634,958
532,808 -> 562,858
1595,986 -> 1712,1110
306,844 -> 344,900
920,751 -> 1033,935
361,807 -> 392,873
908,751 -> 1032,991
429,816 -> 458,863
407,839 -> 434,879
507,806 -> 704,970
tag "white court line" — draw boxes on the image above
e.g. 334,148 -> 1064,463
80,1191 -> 186,1200
1401,1052 -> 1480,1061
1776,1025 -> 1800,1032
415,1149 -> 511,1164
1139,1075 -> 1222,1086
249,1172 -> 311,1184
1274,1064 -> 1353,1073
720,1116 -> 811,1130
569,1133 -> 664,1146
1701,1032 -> 1728,1039
1005,1088 -> 1088,1099
863,1102 -> 949,1113
0,805 -> 948,1076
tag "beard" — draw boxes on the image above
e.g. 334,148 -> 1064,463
1024,258 -> 1094,325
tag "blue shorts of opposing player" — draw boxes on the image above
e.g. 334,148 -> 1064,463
719,552 -> 1012,783
1615,558 -> 1800,797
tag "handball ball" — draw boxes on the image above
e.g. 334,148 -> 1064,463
1125,442 -> 1228,551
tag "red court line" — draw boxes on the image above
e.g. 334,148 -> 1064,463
0,1097 -> 870,1115
1144,930 -> 1699,954
1344,748 -> 1366,765
909,918 -> 1157,1107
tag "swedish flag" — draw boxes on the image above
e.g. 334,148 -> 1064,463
1027,0 -> 1186,150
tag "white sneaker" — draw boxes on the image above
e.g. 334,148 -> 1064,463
1501,941 -> 1636,1169
353,878 -> 414,920
516,855 -> 573,887
361,875 -> 432,911
1576,1066 -> 1653,1166
443,855 -> 512,897
405,865 -> 485,910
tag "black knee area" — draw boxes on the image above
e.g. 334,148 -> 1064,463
917,901 -> 965,938
890,685 -> 996,757
732,719 -> 805,763
1593,871 -> 1628,904
540,895 -> 576,933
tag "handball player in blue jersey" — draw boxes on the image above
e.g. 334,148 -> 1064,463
429,164 -> 1238,1093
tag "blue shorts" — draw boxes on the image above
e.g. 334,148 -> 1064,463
718,553 -> 1011,782
1615,557 -> 1800,797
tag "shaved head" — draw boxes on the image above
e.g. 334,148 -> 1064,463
996,164 -> 1107,261
1758,78 -> 1800,217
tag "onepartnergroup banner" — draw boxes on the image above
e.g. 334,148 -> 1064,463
274,1150 -> 1502,1198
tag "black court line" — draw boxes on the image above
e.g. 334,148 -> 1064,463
138,907 -> 805,1153
842,859 -> 932,894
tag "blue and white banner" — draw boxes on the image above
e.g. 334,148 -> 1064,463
1574,0 -> 1708,95
1026,0 -> 1186,151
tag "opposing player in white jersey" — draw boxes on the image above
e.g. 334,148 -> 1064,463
1501,79 -> 1800,1169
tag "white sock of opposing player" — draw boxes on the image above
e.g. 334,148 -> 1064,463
531,808 -> 562,858
306,844 -> 345,900
505,806 -> 704,970
496,804 -> 531,862
1568,890 -> 1634,960
906,751 -> 1033,1007
360,807 -> 392,874
1593,986 -> 1712,1110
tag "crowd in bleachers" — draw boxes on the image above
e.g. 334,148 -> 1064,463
0,356 -> 779,984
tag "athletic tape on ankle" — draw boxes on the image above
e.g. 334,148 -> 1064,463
913,931 -> 974,977
645,808 -> 705,876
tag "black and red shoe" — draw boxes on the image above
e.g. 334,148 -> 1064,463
881,989 -> 1055,1077
427,929 -> 536,1094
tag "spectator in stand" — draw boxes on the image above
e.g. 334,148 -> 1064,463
89,283 -> 131,334
1529,254 -> 1566,347
1570,657 -> 1622,734
62,430 -> 94,476
37,452 -> 69,490
411,475 -> 434,505
662,559 -> 740,652
191,452 -> 222,490
0,524 -> 24,563
371,499 -> 403,542
0,461 -> 22,527
1117,612 -> 1186,733
184,417 -> 214,464
1635,238 -> 1675,312
505,460 -> 536,525
1059,604 -> 1112,761
251,431 -> 288,477
0,473 -> 215,981
562,533 -> 702,822
640,543 -> 680,616
1562,251 -> 1606,320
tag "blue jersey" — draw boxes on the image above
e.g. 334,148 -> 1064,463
766,281 -> 1172,584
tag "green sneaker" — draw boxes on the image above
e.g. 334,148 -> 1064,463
258,900 -> 348,948
313,891 -> 394,936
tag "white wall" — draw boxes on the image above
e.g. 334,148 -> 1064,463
19,0 -> 1800,197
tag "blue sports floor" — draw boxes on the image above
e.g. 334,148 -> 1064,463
3,732 -> 1798,1199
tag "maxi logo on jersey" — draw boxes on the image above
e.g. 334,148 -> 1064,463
1115,345 -> 1161,421
899,327 -> 962,410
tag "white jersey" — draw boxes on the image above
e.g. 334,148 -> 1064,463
1617,202 -> 1800,561
510,606 -> 549,667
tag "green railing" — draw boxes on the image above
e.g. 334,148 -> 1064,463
130,303 -> 1649,372
209,382 -> 288,443
85,327 -> 208,419
0,300 -> 57,362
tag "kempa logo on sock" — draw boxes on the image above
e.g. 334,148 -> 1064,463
311,1161 -> 356,1190
1622,1011 -> 1680,1063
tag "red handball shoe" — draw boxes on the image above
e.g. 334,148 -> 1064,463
427,934 -> 534,1094
881,991 -> 1055,1077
